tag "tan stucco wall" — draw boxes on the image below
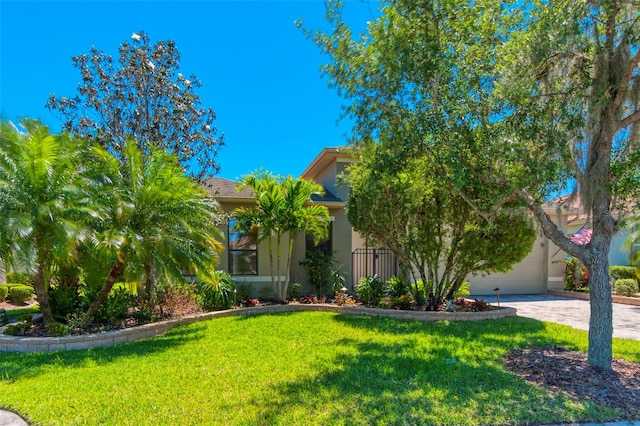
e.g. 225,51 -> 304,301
216,201 -> 290,298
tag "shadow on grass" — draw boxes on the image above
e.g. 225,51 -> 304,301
0,322 -> 208,381
244,315 -> 607,425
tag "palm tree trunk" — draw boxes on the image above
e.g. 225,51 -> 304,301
284,231 -> 295,301
268,234 -> 275,299
0,259 -> 5,285
144,262 -> 155,297
276,234 -> 283,300
33,262 -> 54,325
82,258 -> 125,324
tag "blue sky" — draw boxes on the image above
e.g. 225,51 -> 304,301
0,0 -> 379,180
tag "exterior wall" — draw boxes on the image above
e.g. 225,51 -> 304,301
217,201 -> 289,298
289,207 -> 353,296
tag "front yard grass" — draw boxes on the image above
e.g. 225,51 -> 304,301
1,312 -> 638,425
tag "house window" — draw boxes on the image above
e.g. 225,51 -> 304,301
228,218 -> 257,275
306,221 -> 333,256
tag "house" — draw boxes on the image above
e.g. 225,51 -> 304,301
207,147 -> 597,297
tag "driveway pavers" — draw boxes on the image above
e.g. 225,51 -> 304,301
480,294 -> 640,340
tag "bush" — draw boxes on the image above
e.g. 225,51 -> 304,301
357,275 -> 386,305
454,281 -> 471,299
46,321 -> 70,337
287,282 -> 302,300
195,271 -> 237,310
0,309 -> 7,326
6,272 -> 31,285
300,249 -> 334,297
614,279 -> 639,297
610,265 -> 638,281
386,276 -> 409,298
0,285 -> 8,301
9,286 -> 33,304
49,285 -> 81,323
236,283 -> 251,301
94,287 -> 135,325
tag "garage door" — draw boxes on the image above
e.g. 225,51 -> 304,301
467,239 -> 546,296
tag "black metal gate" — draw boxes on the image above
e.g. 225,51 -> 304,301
351,248 -> 397,288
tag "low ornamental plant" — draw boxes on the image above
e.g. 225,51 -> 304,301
8,286 -> 33,304
614,279 -> 638,297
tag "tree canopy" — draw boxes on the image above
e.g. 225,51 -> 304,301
47,31 -> 224,179
346,143 -> 537,306
302,0 -> 640,368
234,171 -> 330,300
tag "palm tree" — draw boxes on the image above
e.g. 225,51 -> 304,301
0,120 -> 94,324
234,172 -> 329,300
280,176 -> 329,299
623,211 -> 640,267
81,139 -> 223,322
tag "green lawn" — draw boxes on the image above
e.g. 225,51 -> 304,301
1,312 -> 638,425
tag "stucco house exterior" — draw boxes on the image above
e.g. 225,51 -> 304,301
207,147 -> 630,298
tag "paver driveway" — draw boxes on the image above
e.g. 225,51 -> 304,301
481,294 -> 640,340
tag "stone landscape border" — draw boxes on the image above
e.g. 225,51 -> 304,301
0,304 -> 516,353
547,289 -> 640,306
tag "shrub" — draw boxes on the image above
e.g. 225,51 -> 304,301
610,265 -> 638,281
614,279 -> 638,297
94,287 -> 135,325
454,281 -> 470,299
357,275 -> 386,306
300,249 -> 334,297
3,322 -> 30,336
236,283 -> 251,301
6,272 -> 31,285
0,309 -> 7,326
49,285 -> 81,323
46,321 -> 70,337
390,294 -> 413,310
195,271 -> 237,310
0,285 -> 8,301
565,257 -> 589,291
299,295 -> 318,304
287,282 -> 302,300
9,286 -> 33,304
386,276 -> 409,298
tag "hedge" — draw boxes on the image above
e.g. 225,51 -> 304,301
609,265 -> 638,281
0,286 -> 8,301
8,285 -> 34,304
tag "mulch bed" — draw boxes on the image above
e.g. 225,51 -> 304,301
504,346 -> 640,418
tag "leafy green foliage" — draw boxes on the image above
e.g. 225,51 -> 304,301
287,282 -> 302,300
45,321 -> 70,337
5,272 -> 31,285
0,286 -> 7,301
300,249 -> 334,297
386,276 -> 409,299
609,266 -> 638,281
303,0 -> 640,368
356,275 -> 386,306
614,279 -> 638,297
195,271 -> 237,310
235,171 -> 330,300
47,31 -> 223,179
93,288 -> 135,326
8,286 -> 33,304
346,147 -> 537,305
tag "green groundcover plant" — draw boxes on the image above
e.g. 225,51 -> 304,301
0,313 -> 638,425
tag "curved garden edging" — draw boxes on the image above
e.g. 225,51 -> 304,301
0,304 -> 516,353
547,289 -> 640,306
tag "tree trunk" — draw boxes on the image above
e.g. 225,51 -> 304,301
276,235 -> 283,300
144,262 -> 155,297
82,258 -> 125,324
33,262 -> 54,325
283,231 -> 295,301
0,259 -> 5,285
268,235 -> 276,299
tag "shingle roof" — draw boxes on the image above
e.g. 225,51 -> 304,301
202,177 -> 254,199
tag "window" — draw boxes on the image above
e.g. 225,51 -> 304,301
228,218 -> 257,275
306,222 -> 333,256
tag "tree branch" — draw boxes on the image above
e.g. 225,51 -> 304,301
516,189 -> 586,259
613,48 -> 640,111
619,109 -> 640,130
